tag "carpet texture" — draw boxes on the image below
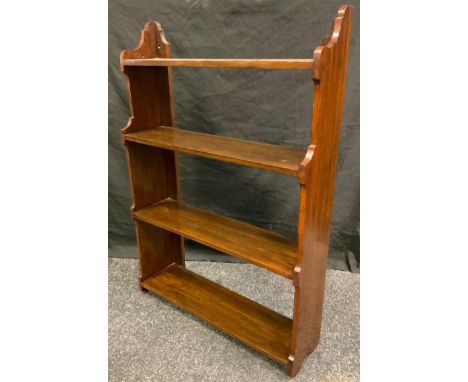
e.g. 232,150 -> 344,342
109,258 -> 359,381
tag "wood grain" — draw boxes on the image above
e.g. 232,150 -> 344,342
120,7 -> 353,377
121,22 -> 183,286
120,21 -> 176,135
289,6 -> 352,377
142,264 -> 293,365
122,58 -> 314,70
124,127 -> 306,177
134,198 -> 298,279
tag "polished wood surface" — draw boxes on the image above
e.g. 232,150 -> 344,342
121,22 -> 184,286
134,198 -> 298,278
120,6 -> 352,377
122,58 -> 314,70
142,264 -> 293,365
124,127 -> 306,177
289,6 -> 352,377
120,21 -> 176,135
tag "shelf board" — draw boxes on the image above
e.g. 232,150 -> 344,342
134,199 -> 298,279
142,264 -> 292,365
122,58 -> 314,70
123,127 -> 305,177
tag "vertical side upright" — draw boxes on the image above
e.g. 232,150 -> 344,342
289,6 -> 352,376
120,22 -> 184,286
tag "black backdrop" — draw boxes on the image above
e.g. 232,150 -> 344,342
109,0 -> 360,272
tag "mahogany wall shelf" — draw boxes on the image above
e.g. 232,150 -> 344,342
120,5 -> 352,377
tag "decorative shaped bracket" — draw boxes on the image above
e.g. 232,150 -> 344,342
120,21 -> 171,71
120,21 -> 175,136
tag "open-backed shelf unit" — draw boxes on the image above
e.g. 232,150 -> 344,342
120,5 -> 352,377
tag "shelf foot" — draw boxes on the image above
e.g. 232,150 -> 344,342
287,354 -> 304,377
288,340 -> 319,377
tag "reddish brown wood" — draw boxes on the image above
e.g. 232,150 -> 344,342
124,143 -> 183,283
121,22 -> 183,287
122,58 -> 314,70
289,6 -> 352,377
120,22 -> 176,134
134,198 -> 298,279
120,6 -> 352,377
142,264 -> 293,365
123,127 -> 306,176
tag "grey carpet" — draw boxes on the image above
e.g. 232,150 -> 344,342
109,258 -> 360,381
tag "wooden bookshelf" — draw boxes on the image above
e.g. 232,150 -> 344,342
120,5 -> 352,377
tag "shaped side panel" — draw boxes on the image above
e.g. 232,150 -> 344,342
290,6 -> 352,377
120,22 -> 183,284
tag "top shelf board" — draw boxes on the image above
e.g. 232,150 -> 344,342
123,127 -> 306,177
122,58 -> 314,70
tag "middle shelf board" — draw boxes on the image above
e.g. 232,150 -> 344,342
123,127 -> 306,177
134,198 -> 298,279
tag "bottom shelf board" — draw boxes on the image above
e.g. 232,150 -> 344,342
141,264 -> 292,365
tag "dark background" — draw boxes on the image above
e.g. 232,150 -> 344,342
109,0 -> 360,272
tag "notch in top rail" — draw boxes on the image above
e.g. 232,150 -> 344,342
122,58 -> 314,70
